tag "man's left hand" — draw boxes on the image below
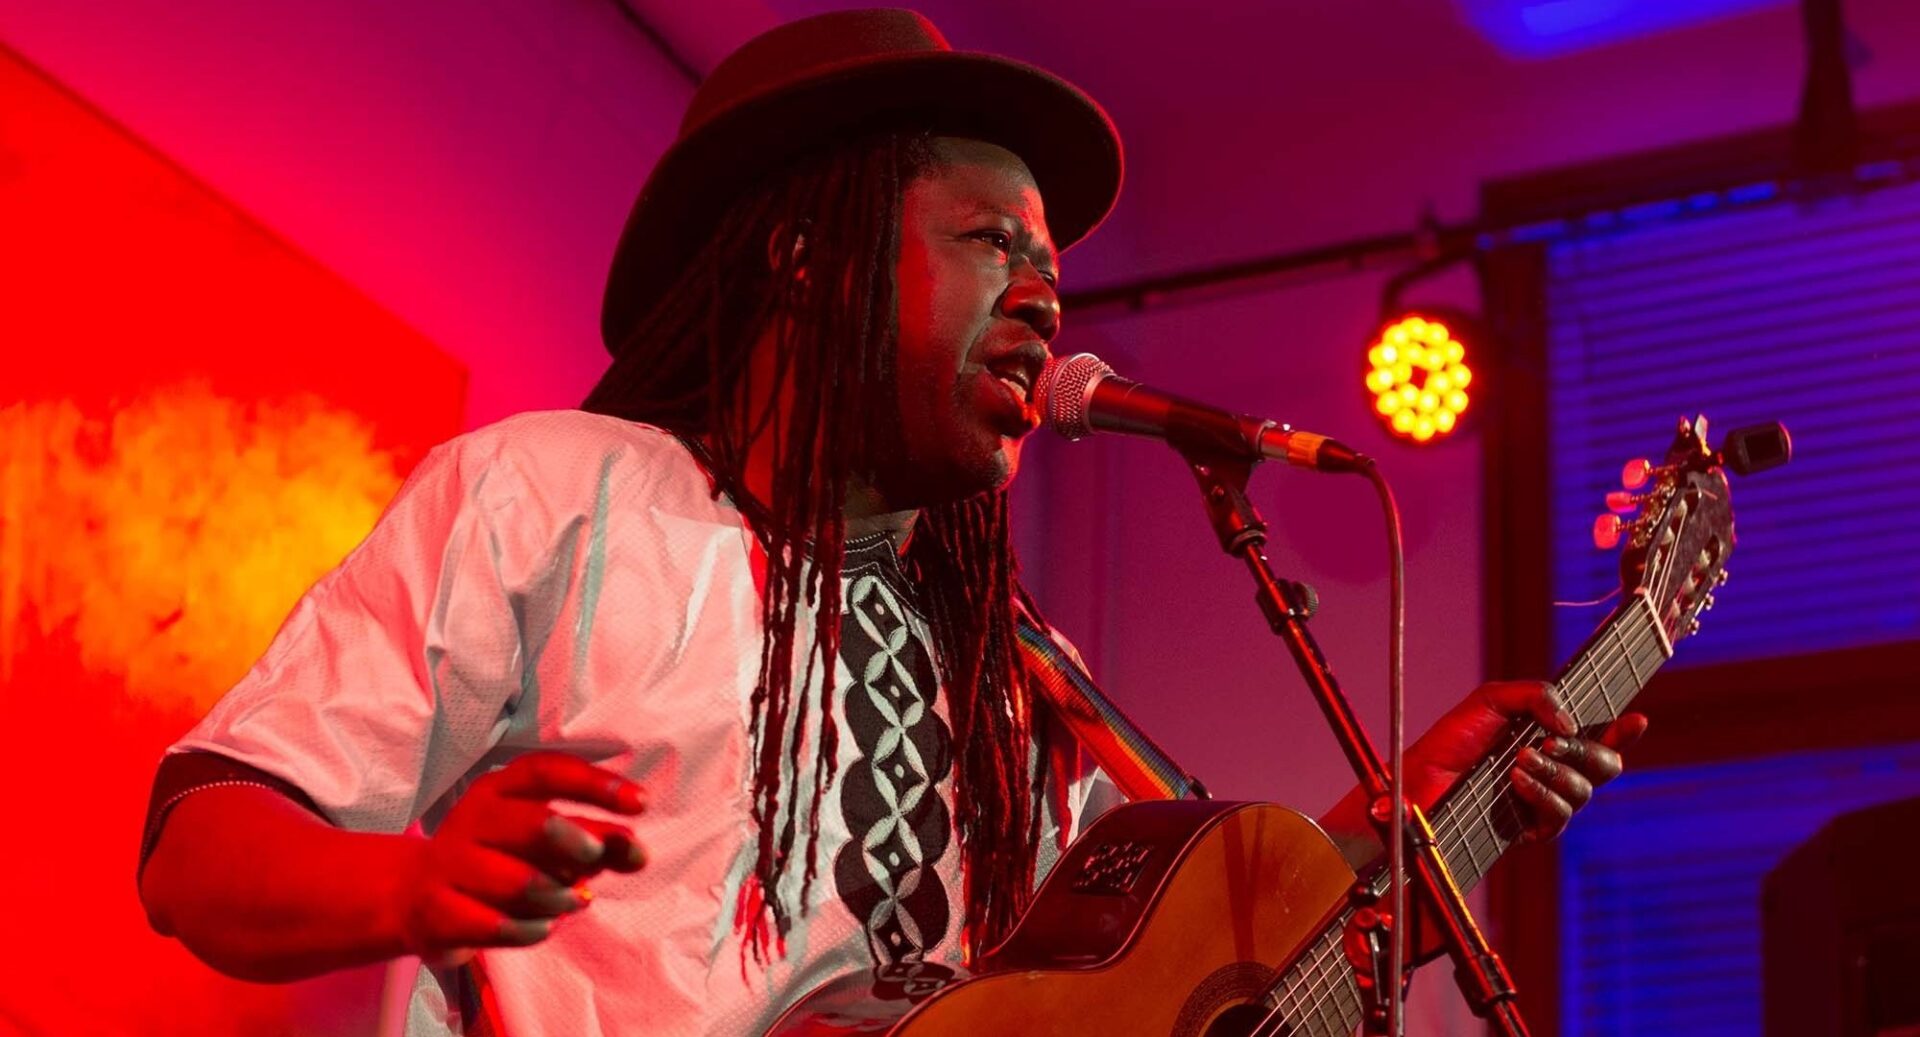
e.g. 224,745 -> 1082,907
1405,681 -> 1648,843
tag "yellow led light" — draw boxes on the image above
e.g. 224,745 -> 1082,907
1367,312 -> 1476,445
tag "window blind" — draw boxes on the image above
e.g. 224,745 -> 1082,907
1557,742 -> 1920,1035
1545,181 -> 1920,668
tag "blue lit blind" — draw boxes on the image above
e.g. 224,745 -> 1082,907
1558,742 -> 1920,1036
1546,182 -> 1920,668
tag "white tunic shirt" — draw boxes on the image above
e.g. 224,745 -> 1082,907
164,410 -> 1115,1036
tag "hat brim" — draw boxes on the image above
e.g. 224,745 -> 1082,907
600,50 -> 1122,354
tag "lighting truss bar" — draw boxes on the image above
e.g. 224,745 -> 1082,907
1060,154 -> 1920,318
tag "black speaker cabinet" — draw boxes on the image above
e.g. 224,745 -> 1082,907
1764,796 -> 1920,1037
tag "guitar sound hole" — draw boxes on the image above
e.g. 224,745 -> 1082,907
1176,963 -> 1288,1037
1203,1003 -> 1288,1037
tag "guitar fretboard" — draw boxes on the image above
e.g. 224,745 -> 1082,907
1254,593 -> 1673,1036
1430,592 -> 1671,891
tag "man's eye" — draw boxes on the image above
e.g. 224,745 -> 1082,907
972,230 -> 1014,254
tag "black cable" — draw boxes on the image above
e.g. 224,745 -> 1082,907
1363,459 -> 1408,1036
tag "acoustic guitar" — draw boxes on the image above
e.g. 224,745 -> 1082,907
769,417 -> 1747,1036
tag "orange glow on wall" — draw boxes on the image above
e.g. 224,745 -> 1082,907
1,387 -> 407,711
0,42 -> 464,1035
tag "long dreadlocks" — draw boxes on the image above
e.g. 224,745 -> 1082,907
581,129 -> 1045,959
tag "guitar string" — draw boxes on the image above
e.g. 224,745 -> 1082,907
1245,598 -> 1669,1037
1305,941 -> 1348,1033
1282,578 -> 1686,1029
1256,627 -> 1655,1037
1428,603 -> 1669,875
1258,481 -> 1701,1033
1421,596 -> 1667,879
1432,633 -> 1666,874
1305,928 -> 1349,1034
1270,609 -> 1669,1035
1274,926 -> 1348,1034
1276,892 -> 1359,1031
1278,940 -> 1317,1021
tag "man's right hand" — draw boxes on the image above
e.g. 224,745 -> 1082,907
396,752 -> 648,964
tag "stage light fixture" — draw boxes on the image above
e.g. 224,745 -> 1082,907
1365,310 -> 1474,445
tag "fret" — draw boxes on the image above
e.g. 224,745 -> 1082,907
1317,959 -> 1359,1037
1297,948 -> 1328,1029
1279,930 -> 1330,1020
1439,828 -> 1470,881
1275,956 -> 1304,1020
1599,620 -> 1631,715
1472,801 -> 1503,875
1267,932 -> 1323,1037
1457,767 -> 1510,880
1305,941 -> 1340,1036
1338,987 -> 1363,1035
1316,930 -> 1352,1035
1485,798 -> 1511,875
1566,649 -> 1597,729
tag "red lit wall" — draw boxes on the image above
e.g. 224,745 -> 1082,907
0,45 -> 464,1035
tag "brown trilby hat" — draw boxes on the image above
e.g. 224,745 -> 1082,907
599,8 -> 1123,355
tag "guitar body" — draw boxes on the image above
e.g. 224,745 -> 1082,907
766,800 -> 1356,1036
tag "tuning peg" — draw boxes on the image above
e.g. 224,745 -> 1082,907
1621,459 -> 1653,489
1593,514 -> 1624,550
1701,593 -> 1717,612
1684,617 -> 1702,636
1715,570 -> 1730,587
1605,491 -> 1639,513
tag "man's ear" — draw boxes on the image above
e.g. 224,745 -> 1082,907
766,219 -> 812,279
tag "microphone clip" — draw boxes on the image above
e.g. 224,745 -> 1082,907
1182,449 -> 1267,556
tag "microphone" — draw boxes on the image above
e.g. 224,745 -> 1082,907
1035,353 -> 1368,473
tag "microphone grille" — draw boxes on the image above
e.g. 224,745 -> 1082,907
1036,352 -> 1113,440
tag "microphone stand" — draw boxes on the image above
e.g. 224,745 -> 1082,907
1176,444 -> 1530,1037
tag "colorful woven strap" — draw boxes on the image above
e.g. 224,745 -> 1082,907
1015,617 -> 1207,803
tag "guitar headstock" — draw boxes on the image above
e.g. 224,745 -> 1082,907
1593,416 -> 1789,646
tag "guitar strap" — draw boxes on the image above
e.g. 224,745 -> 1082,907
1014,605 -> 1207,803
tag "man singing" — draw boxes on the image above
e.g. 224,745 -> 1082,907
137,10 -> 1643,1035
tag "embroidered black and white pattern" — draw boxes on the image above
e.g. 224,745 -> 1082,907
832,544 -> 954,966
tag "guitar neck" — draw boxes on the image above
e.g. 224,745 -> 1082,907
1261,593 -> 1675,1035
1430,590 -> 1673,893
